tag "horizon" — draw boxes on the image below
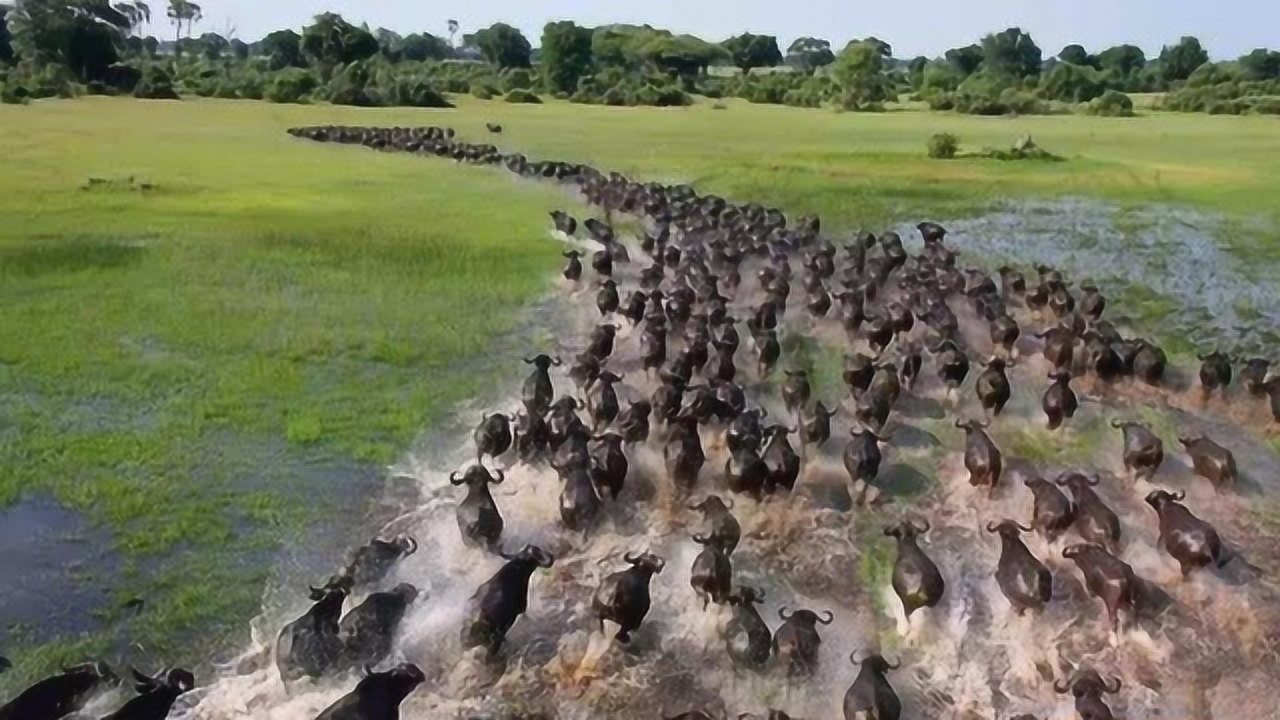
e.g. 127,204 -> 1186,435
138,0 -> 1277,60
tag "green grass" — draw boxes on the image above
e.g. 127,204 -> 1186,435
2,95 -> 1278,685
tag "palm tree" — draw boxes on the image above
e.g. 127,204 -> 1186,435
167,0 -> 187,48
115,1 -> 151,36
447,19 -> 459,48
185,2 -> 202,41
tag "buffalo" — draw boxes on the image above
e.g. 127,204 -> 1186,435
1041,371 -> 1079,430
589,432 -> 629,500
596,278 -> 620,316
1131,340 -> 1167,385
1145,489 -> 1223,577
843,651 -> 901,720
762,424 -> 801,493
277,577 -> 352,682
1024,475 -> 1074,541
586,323 -> 620,362
956,419 -> 1002,497
592,551 -> 665,642
0,662 -> 119,720
512,410 -> 550,463
451,465 -> 505,549
340,583 -> 420,668
844,427 -> 891,506
726,443 -> 769,500
474,412 -> 515,465
550,210 -> 577,236
1036,326 -> 1074,373
1241,357 -> 1271,397
975,357 -> 1011,417
315,663 -> 425,720
100,667 -> 195,720
562,250 -> 583,282
1179,435 -> 1237,493
461,545 -> 555,654
1057,473 -> 1121,550
1110,419 -> 1164,481
665,414 -> 707,491
690,534 -> 734,609
552,452 -> 603,537
617,399 -> 652,444
772,607 -> 834,677
1062,544 -> 1139,634
799,401 -> 839,449
724,586 -> 772,670
885,519 -> 945,619
931,339 -> 970,399
1198,350 -> 1233,399
585,370 -> 624,432
843,353 -> 877,397
987,520 -> 1053,614
1054,668 -> 1122,720
521,354 -> 561,417
340,535 -> 418,587
1079,281 -> 1106,321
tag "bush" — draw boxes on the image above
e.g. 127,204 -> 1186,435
133,66 -> 180,99
385,76 -> 452,107
630,83 -> 690,107
601,86 -> 629,106
214,80 -> 240,99
266,68 -> 319,103
501,67 -> 535,92
1250,97 -> 1280,115
504,89 -> 542,104
1083,90 -> 1134,117
569,89 -> 598,104
928,132 -> 959,159
238,74 -> 265,100
470,83 -> 496,99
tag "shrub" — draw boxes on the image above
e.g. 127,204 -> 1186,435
1083,90 -> 1134,116
505,89 -> 542,104
470,82 -> 496,99
501,67 -> 535,92
928,132 -> 959,159
266,68 -> 319,103
601,86 -> 629,106
133,66 -> 180,99
238,74 -> 265,100
569,89 -> 598,104
385,76 -> 452,107
214,80 -> 240,99
1250,97 -> 1280,115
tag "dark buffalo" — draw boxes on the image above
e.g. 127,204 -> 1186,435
885,519 -> 945,619
843,652 -> 901,720
665,414 -> 706,490
761,424 -> 801,494
474,412 -> 515,464
756,329 -> 781,378
772,607 -> 834,677
1023,475 -> 1074,542
451,465 -> 505,549
617,399 -> 652,443
1062,544 -> 1139,634
1111,419 -> 1163,481
957,419 -> 1002,497
989,313 -> 1020,359
690,534 -> 733,609
546,395 -> 586,449
591,247 -> 614,277
1079,281 -> 1106,321
1036,326 -> 1074,373
1057,473 -> 1121,550
596,278 -> 619,316
987,520 -> 1052,615
592,551 -> 665,642
315,663 -> 425,720
781,370 -> 811,417
844,427 -> 891,506
339,584 -> 420,668
521,354 -> 561,417
898,344 -> 924,390
690,495 -> 740,555
727,408 -> 768,454
724,586 -> 772,671
551,210 -> 577,236
725,444 -> 769,500
1041,371 -> 1078,431
276,577 -> 352,682
0,662 -> 119,720
1198,350 -> 1232,399
100,667 -> 195,720
1131,340 -> 1167,385
1179,435 -> 1237,493
552,454 -> 602,537
1054,668 -> 1122,720
589,432 -> 628,499
562,250 -> 583,282
998,265 -> 1027,296
843,353 -> 877,397
585,370 -> 624,432
1145,489 -> 1223,576
461,545 -> 555,654
512,410 -> 550,463
1241,358 -> 1271,397
340,535 -> 418,587
1268,378 -> 1280,422
932,339 -> 970,399
800,401 -> 839,449
586,323 -> 620,361
975,357 -> 1011,417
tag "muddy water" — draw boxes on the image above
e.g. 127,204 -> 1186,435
897,199 -> 1280,355
169,196 -> 1280,720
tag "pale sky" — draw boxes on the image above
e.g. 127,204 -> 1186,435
144,1 -> 1277,60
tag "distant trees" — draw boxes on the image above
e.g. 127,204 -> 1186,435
540,20 -> 592,93
721,32 -> 781,74
398,33 -> 450,62
0,6 -> 14,65
300,12 -> 378,73
197,31 -> 226,60
1157,36 -> 1208,82
1096,44 -> 1145,76
471,22 -> 531,69
981,27 -> 1041,77
786,37 -> 834,72
261,28 -> 304,70
1057,44 -> 1097,69
166,0 -> 201,50
832,39 -> 892,109
945,43 -> 983,76
6,0 -> 152,80
1239,48 -> 1280,81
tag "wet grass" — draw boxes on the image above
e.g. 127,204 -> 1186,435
2,96 -> 1277,687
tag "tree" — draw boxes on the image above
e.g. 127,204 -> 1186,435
261,29 -> 303,69
1096,44 -> 1145,76
1058,44 -> 1097,68
114,0 -> 149,36
0,5 -> 13,65
832,39 -> 892,109
446,18 -> 458,47
945,43 -> 983,76
398,32 -> 449,62
541,20 -> 592,93
1239,48 -> 1280,81
906,55 -> 928,88
857,36 -> 892,58
471,22 -> 531,69
300,12 -> 378,72
198,31 -> 226,60
166,0 -> 201,51
1038,61 -> 1105,102
7,0 -> 150,80
981,27 -> 1042,77
786,36 -> 834,72
1158,36 -> 1208,82
229,37 -> 248,60
721,32 -> 781,74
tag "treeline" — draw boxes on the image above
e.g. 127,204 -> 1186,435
1,1 -> 1278,115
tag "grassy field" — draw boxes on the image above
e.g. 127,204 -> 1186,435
1,96 -> 1277,683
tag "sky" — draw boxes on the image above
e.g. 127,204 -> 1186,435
143,1 -> 1277,60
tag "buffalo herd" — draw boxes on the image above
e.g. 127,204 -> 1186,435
4,122 -> 1276,720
